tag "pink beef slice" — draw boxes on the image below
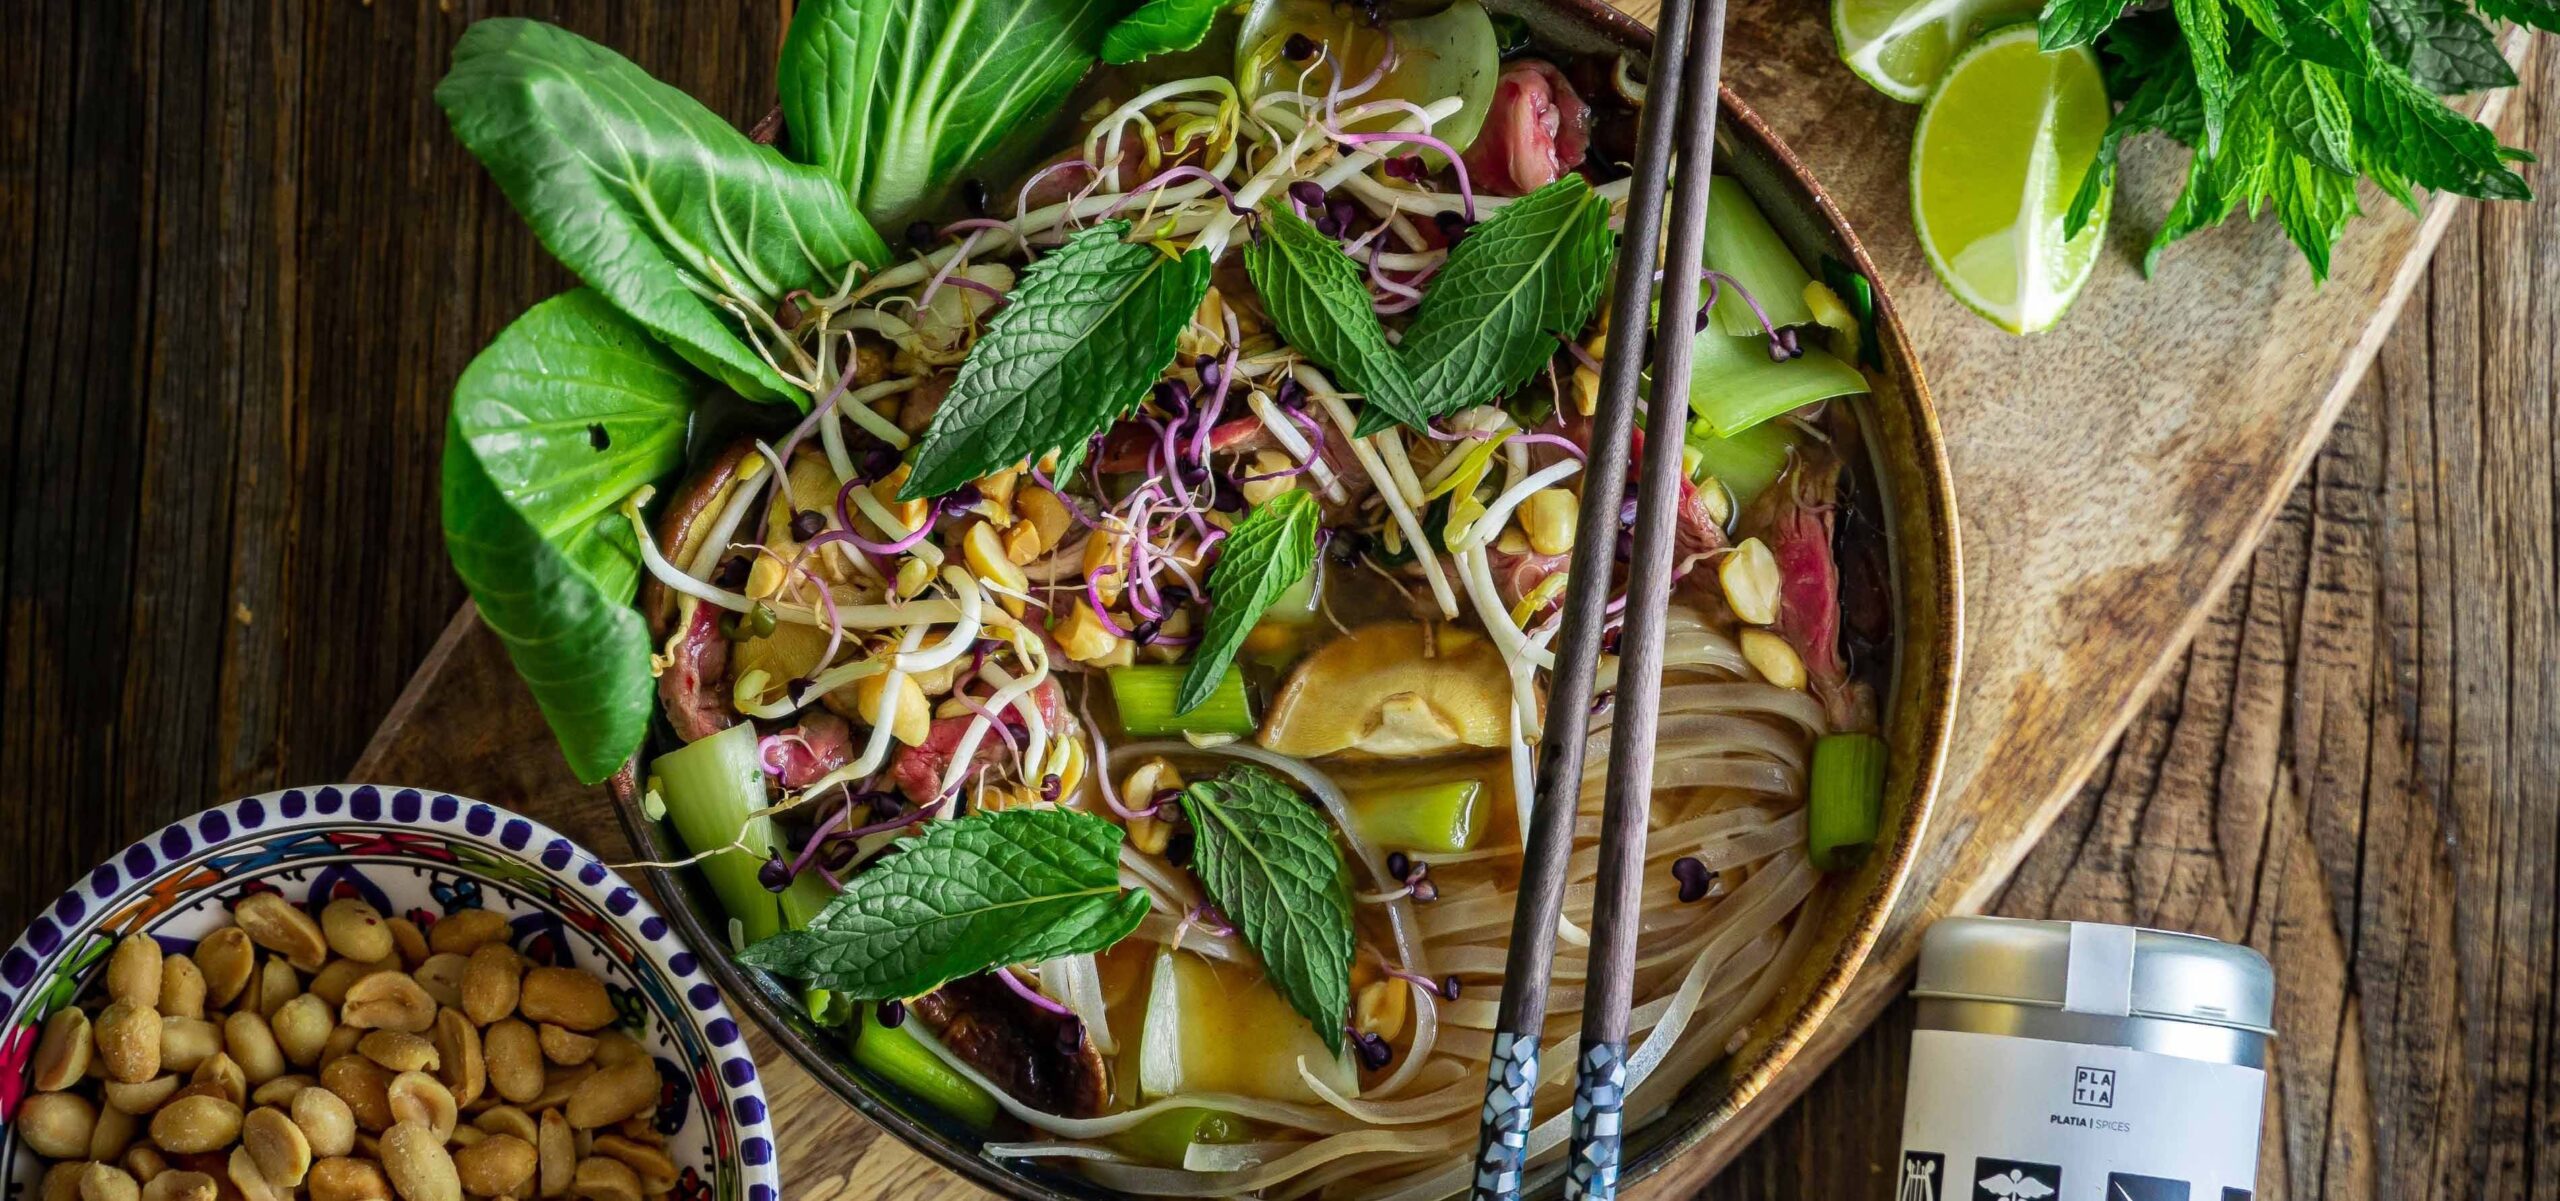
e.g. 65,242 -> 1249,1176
890,677 -> 1063,805
659,600 -> 735,743
769,710 -> 854,790
1461,59 -> 1592,196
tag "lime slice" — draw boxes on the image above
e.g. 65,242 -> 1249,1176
1833,0 -> 2042,101
1911,25 -> 2111,334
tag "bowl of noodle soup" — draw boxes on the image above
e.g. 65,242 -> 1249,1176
579,1 -> 1961,1197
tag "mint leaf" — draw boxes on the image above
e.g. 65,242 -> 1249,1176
2172,0 -> 2234,149
2229,0 -> 2368,74
1245,207 -> 1432,431
444,290 -> 699,785
436,19 -> 892,403
2271,154 -> 2363,279
2040,0 -> 2129,50
1180,766 -> 1355,1052
2372,0 -> 2518,93
1103,0 -> 1225,64
738,809 -> 1150,1000
2345,62 -> 2533,200
2264,59 -> 2356,175
2068,19 -> 2203,239
1387,175 -> 1613,436
2476,0 -> 2560,32
903,221 -> 1213,499
1180,491 -> 1320,713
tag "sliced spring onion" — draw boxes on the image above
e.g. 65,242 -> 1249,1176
650,723 -> 784,945
780,873 -> 841,1023
1110,664 -> 1255,737
1686,328 -> 1870,440
1109,1106 -> 1248,1167
1807,732 -> 1888,870
1702,175 -> 1816,336
852,1006 -> 1000,1130
1347,780 -> 1489,856
1686,422 -> 1796,509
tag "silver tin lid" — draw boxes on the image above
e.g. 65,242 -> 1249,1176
1912,917 -> 2276,1036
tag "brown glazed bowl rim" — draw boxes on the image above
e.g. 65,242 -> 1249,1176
610,2 -> 1964,1196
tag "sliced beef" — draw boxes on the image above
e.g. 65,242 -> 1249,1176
1095,412 -> 1273,474
890,678 -> 1064,805
909,973 -> 1110,1118
659,600 -> 734,744
769,711 -> 854,790
1461,59 -> 1592,196
1742,457 -> 1871,730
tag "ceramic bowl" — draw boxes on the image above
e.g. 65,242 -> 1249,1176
611,1 -> 1963,1195
0,785 -> 783,1201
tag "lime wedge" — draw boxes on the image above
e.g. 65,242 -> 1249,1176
1911,25 -> 2111,334
1833,0 -> 2041,102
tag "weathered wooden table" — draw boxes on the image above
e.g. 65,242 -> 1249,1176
3,3 -> 2552,1198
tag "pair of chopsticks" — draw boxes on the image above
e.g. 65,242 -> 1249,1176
1470,0 -> 1729,1197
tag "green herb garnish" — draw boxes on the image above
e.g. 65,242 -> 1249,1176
1103,0 -> 1228,64
2049,0 -> 2537,280
1180,490 -> 1321,714
738,808 -> 1151,1002
435,19 -> 891,403
1179,766 -> 1356,1052
780,0 -> 1121,231
443,289 -> 699,784
902,221 -> 1214,499
1245,207 -> 1433,431
1390,174 -> 1615,433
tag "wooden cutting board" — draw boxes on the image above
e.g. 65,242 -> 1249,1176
351,2 -> 2532,1194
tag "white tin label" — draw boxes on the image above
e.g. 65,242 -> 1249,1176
1896,1028 -> 2265,1201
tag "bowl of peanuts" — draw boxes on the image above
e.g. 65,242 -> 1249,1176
0,785 -> 780,1201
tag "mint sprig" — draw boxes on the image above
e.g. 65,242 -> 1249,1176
1102,0 -> 1226,64
737,808 -> 1150,1001
903,221 -> 1212,499
1180,490 -> 1321,714
1244,208 -> 1434,431
1179,766 -> 1356,1052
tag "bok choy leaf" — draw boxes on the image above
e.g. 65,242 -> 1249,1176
780,0 -> 1121,231
436,19 -> 892,403
443,289 -> 700,784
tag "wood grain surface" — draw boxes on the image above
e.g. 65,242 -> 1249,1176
3,2 -> 2553,1199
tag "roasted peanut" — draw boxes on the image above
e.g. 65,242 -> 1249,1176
588,1134 -> 678,1193
411,954 -> 467,1009
76,1163 -> 140,1201
537,1109 -> 575,1198
310,957 -> 395,1009
473,1105 -> 537,1146
19,1090 -> 99,1158
192,929 -> 253,1008
321,1022 -> 362,1063
527,1064 -> 593,1112
225,1146 -> 287,1201
268,994 -> 334,1067
155,956 -> 205,1021
1738,628 -> 1807,690
220,1012 -> 285,1085
156,1017 -> 220,1075
290,1085 -> 356,1159
147,1094 -> 241,1155
586,1031 -> 646,1070
186,1052 -> 245,1108
107,935 -> 164,1009
357,1030 -> 439,1074
387,1071 -> 459,1143
461,944 -> 521,1026
240,1106 -> 311,1188
341,972 -> 436,1033
537,1024 -> 597,1066
1718,537 -> 1781,625
483,1019 -> 544,1105
253,957 -> 298,1017
247,1075 -> 310,1108
305,1157 -> 391,1201
120,1144 -> 168,1185
96,1002 -> 163,1083
232,895 -> 327,973
518,968 -> 615,1034
137,1172 -> 213,1201
425,909 -> 508,957
320,900 -> 395,963
101,1075 -> 179,1116
429,1008 -> 484,1108
32,1006 -> 94,1091
318,1055 -> 394,1132
563,1060 -> 656,1131
90,1096 -> 141,1160
40,1162 -> 84,1201
380,1120 -> 461,1201
568,1154 -> 643,1201
384,917 -> 429,969
454,1134 -> 538,1197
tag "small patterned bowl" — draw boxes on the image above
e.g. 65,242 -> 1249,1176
0,785 -> 781,1201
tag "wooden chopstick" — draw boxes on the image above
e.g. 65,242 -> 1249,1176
1467,0 -> 1724,1198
